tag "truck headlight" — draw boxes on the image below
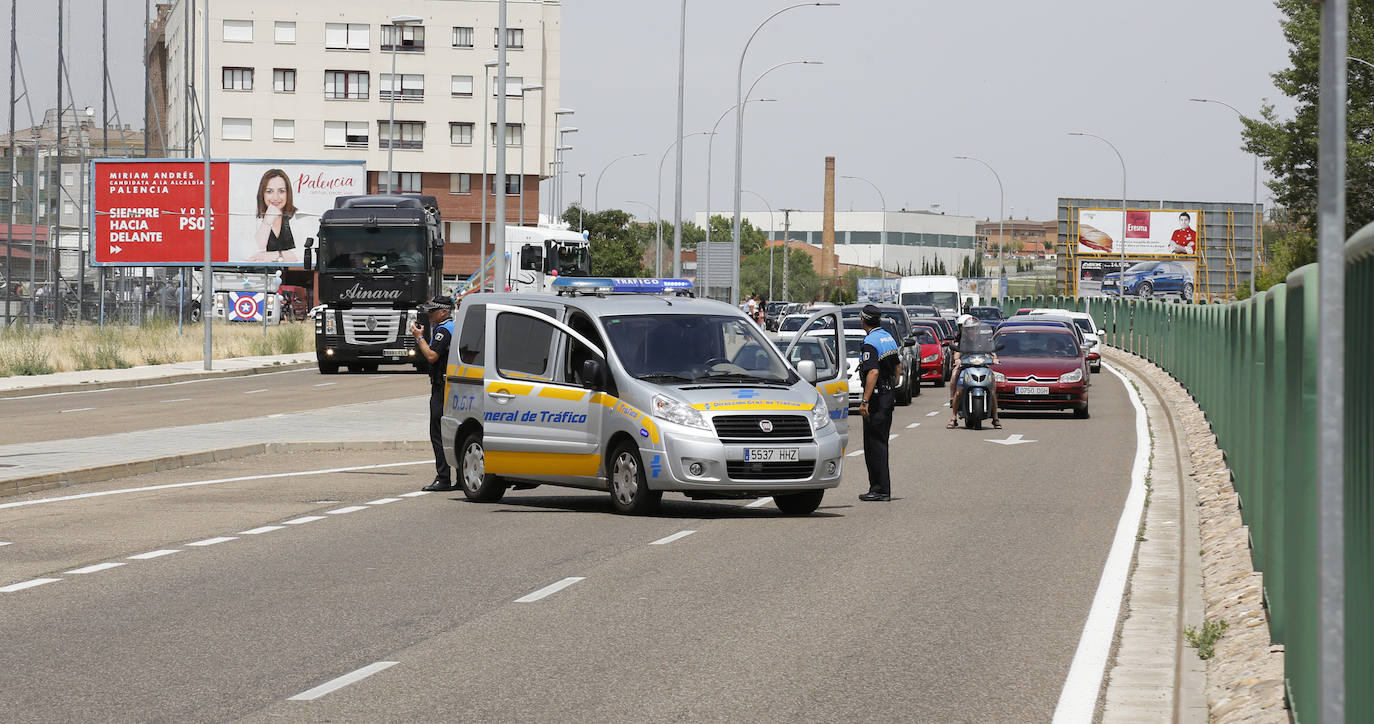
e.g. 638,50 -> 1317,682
1059,368 -> 1084,383
651,394 -> 709,431
810,393 -> 832,431
324,314 -> 337,335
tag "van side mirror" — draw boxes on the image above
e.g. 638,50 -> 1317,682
580,358 -> 605,388
796,359 -> 818,383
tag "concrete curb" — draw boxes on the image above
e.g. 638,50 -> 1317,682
0,359 -> 318,399
0,440 -> 429,500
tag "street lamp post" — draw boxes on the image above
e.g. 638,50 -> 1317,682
953,156 -> 1005,283
384,15 -> 424,194
1069,132 -> 1127,286
657,130 -> 707,278
840,175 -> 886,278
780,208 -> 798,302
731,2 -> 838,305
557,126 -> 578,218
519,83 -> 544,227
577,171 -> 586,232
479,59 -> 500,290
1189,98 -> 1261,289
551,109 -> 574,221
594,153 -> 644,212
743,190 -> 775,302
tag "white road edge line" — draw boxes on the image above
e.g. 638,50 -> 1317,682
744,497 -> 772,509
1051,361 -> 1150,724
4,367 -> 311,400
65,562 -> 126,574
239,525 -> 286,535
846,449 -> 865,457
649,530 -> 696,546
186,536 -> 237,547
366,498 -> 401,505
399,491 -> 431,497
0,578 -> 61,593
0,460 -> 431,512
287,661 -> 398,701
282,516 -> 326,525
514,576 -> 585,603
326,506 -> 369,515
128,549 -> 181,560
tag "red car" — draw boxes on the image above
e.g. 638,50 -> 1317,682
913,328 -> 944,386
992,324 -> 1091,418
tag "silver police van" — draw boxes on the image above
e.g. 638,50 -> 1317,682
438,278 -> 849,515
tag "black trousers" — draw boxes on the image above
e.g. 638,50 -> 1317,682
429,384 -> 451,482
862,390 -> 895,496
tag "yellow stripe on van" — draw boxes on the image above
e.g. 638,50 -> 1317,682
590,392 -> 617,408
537,386 -> 588,401
485,451 -> 600,477
458,365 -> 483,379
821,381 -> 848,395
487,382 -> 534,396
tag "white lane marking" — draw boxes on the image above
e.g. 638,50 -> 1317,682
4,367 -> 312,400
59,407 -> 96,413
0,461 -> 430,512
267,413 -> 286,418
0,541 -> 11,546
326,505 -> 369,515
366,497 -> 401,505
186,536 -> 237,547
906,422 -> 921,428
244,389 -> 268,394
283,516 -> 326,525
888,434 -> 898,440
986,433 -> 1038,446
399,491 -> 431,497
925,410 -> 940,417
649,530 -> 696,546
287,661 -> 399,701
128,549 -> 181,560
0,578 -> 61,593
240,525 -> 286,535
161,398 -> 192,403
846,449 -> 865,457
745,497 -> 773,509
1052,362 -> 1151,724
312,382 -> 337,387
65,562 -> 126,574
514,576 -> 585,603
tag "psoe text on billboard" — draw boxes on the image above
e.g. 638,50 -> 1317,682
1075,208 -> 1201,257
91,159 -> 366,267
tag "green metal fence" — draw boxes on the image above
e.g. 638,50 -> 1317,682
993,225 -> 1372,723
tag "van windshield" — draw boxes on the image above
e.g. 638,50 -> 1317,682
900,291 -> 959,310
602,314 -> 796,385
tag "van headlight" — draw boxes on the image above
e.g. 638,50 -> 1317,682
1059,368 -> 1084,383
651,394 -> 709,431
810,393 -> 832,431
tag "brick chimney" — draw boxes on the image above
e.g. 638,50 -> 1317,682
822,156 -> 835,278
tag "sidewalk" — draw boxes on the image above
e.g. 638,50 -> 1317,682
0,353 -> 317,398
0,395 -> 427,498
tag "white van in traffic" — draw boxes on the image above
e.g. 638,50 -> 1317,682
439,278 -> 848,515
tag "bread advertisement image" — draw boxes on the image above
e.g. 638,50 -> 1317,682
1078,224 -> 1113,253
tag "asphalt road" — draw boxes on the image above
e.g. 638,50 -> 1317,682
0,371 -> 1135,722
0,367 -> 423,445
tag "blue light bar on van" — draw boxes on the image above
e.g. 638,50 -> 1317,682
551,277 -> 694,296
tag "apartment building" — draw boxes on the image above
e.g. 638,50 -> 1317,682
152,0 -> 563,275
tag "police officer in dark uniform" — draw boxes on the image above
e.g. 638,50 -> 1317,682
857,304 -> 901,502
410,295 -> 457,492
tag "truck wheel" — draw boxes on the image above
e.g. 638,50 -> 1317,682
773,489 -> 824,515
458,429 -> 507,503
608,442 -> 661,515
318,361 -> 339,375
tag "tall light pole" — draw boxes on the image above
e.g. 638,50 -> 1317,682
1069,132 -> 1127,285
384,15 -> 423,193
577,171 -> 586,232
671,0 -> 688,287
840,174 -> 886,277
704,98 -> 777,251
518,82 -> 543,227
594,152 -> 644,212
743,190 -> 774,301
954,155 -> 1005,282
557,126 -> 578,218
551,108 -> 574,221
479,59 -> 500,290
731,2 -> 838,305
493,0 -> 510,295
780,208 -> 798,301
1189,98 -> 1260,289
656,130 -> 707,278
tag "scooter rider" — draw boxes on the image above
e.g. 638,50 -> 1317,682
858,304 -> 901,502
411,295 -> 457,492
948,316 -> 1002,430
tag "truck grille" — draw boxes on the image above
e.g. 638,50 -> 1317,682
727,460 -> 816,481
342,310 -> 402,346
712,414 -> 812,443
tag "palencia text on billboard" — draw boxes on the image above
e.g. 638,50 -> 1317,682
92,159 -> 366,266
1075,208 -> 1201,257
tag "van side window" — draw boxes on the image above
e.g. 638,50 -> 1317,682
458,303 -> 485,365
496,312 -> 555,380
564,312 -> 614,393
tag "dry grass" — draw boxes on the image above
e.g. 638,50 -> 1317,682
0,321 -> 311,376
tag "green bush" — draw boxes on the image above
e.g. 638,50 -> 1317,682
273,324 -> 308,354
0,328 -> 55,376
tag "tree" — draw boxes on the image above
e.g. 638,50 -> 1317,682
572,207 -> 649,277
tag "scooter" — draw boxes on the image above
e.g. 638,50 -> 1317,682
958,352 -> 996,429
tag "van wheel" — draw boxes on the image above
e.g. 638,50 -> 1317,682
458,429 -> 507,502
773,489 -> 824,515
609,442 -> 661,515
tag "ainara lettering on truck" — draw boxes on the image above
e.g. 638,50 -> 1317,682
483,410 -> 589,424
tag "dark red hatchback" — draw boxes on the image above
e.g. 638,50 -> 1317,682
992,324 -> 1091,418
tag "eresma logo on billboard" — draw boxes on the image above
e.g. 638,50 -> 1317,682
92,159 -> 365,266
1125,210 -> 1151,239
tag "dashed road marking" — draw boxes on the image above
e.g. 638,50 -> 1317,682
0,541 -> 11,547
399,491 -> 430,497
244,389 -> 268,394
240,525 -> 286,535
649,530 -> 696,546
514,577 -> 585,603
326,505 -> 369,515
889,434 -> 898,440
745,497 -> 773,509
906,422 -> 921,428
288,661 -> 398,701
0,578 -> 61,593
926,411 -> 940,417
186,536 -> 237,547
313,382 -> 337,387
367,498 -> 401,505
59,407 -> 96,413
161,398 -> 192,403
128,549 -> 181,560
65,562 -> 126,574
846,449 -> 865,457
282,516 -> 326,525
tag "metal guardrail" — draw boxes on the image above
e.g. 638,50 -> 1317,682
994,223 -> 1372,724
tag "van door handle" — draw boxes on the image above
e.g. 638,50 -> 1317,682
487,391 -> 516,401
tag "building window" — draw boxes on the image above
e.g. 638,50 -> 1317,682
325,23 -> 369,50
324,120 -> 369,148
380,73 -> 424,101
493,27 -> 523,48
222,19 -> 252,42
489,122 -> 523,146
503,176 -> 521,194
324,70 -> 369,100
381,24 -> 424,52
452,26 -> 474,48
378,121 -> 424,150
382,172 -> 422,193
450,75 -> 474,97
273,119 -> 295,141
221,117 -> 252,141
274,21 -> 295,43
502,75 -> 524,97
449,122 -> 474,145
222,67 -> 253,91
273,68 -> 296,93
450,173 -> 472,194
445,221 -> 471,244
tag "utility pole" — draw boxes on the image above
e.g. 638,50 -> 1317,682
5,0 -> 14,328
492,0 -> 509,294
780,208 -> 797,301
54,0 -> 63,323
670,0 -> 687,279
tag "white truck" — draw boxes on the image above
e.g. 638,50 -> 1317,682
898,275 -> 966,318
462,225 -> 593,295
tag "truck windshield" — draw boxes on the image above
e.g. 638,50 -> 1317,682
548,242 -> 591,277
322,227 -> 427,273
602,313 -> 796,385
900,291 -> 959,310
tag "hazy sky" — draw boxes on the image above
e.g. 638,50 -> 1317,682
5,0 -> 1294,222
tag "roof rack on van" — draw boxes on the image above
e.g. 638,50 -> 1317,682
551,277 -> 695,297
